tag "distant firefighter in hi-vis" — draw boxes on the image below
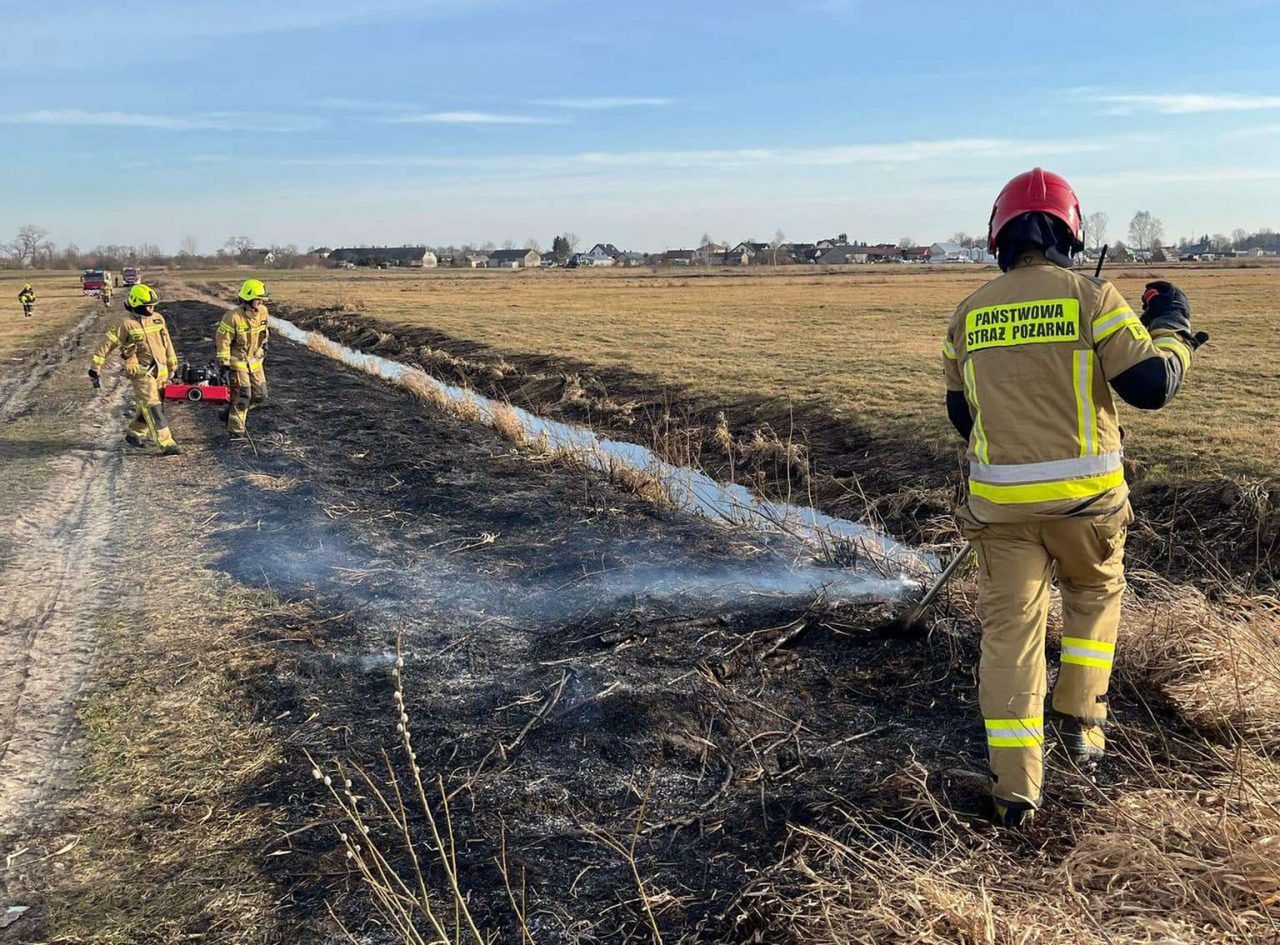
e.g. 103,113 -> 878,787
943,168 -> 1199,827
88,284 -> 183,455
216,279 -> 271,440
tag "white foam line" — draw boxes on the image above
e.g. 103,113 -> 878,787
270,316 -> 937,589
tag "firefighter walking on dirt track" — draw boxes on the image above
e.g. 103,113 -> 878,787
18,283 -> 35,317
943,168 -> 1200,827
217,279 -> 270,441
87,284 -> 183,456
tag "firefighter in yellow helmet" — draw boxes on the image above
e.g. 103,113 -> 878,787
87,284 -> 182,455
216,278 -> 270,440
18,284 -> 35,317
943,169 -> 1200,827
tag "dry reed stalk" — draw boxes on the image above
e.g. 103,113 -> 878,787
306,638 -> 494,945
490,403 -> 527,444
1116,573 -> 1280,745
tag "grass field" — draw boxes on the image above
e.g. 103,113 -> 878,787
196,263 -> 1276,480
0,272 -> 99,362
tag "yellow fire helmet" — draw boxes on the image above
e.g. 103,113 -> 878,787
238,278 -> 269,303
127,284 -> 159,310
22,283 -> 32,290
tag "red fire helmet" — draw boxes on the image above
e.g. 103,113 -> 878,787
987,167 -> 1084,253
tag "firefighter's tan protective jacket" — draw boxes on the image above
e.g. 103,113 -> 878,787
92,310 -> 180,380
943,251 -> 1192,522
215,304 -> 269,370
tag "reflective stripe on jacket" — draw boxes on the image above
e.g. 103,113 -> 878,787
215,304 -> 269,366
943,251 -> 1190,521
90,311 -> 179,378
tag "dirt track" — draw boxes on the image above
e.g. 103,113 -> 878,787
0,298 -> 1205,941
0,304 -> 127,823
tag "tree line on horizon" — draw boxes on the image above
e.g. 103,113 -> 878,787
4,214 -> 1279,271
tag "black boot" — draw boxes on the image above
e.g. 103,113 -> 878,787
990,798 -> 1036,829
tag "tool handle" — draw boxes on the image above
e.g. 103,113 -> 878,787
1093,244 -> 1108,278
914,541 -> 972,614
1191,330 -> 1210,349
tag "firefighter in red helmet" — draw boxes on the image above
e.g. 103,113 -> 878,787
942,168 -> 1200,826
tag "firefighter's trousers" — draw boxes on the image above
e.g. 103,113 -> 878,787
228,360 -> 267,434
962,502 -> 1131,806
126,372 -> 178,449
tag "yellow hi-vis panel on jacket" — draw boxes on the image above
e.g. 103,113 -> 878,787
941,254 -> 1191,520
964,299 -> 1080,352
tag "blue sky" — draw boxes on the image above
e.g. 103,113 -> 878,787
5,0 -> 1280,252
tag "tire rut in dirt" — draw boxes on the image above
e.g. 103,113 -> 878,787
162,301 -> 1169,941
0,312 -> 127,838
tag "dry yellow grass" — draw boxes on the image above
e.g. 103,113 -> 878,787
194,264 -> 1277,480
0,270 -> 99,362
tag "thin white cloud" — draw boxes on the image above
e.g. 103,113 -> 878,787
258,134 -> 1110,173
565,137 -> 1110,169
0,108 -> 321,132
532,96 -> 670,109
1088,93 -> 1280,115
387,111 -> 560,125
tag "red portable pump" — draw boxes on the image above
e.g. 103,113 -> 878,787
164,362 -> 231,404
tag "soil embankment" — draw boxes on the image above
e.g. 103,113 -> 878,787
281,305 -> 1279,594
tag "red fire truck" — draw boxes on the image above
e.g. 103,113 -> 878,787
81,269 -> 112,295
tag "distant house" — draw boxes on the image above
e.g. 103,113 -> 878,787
616,251 -> 647,266
730,241 -> 770,264
485,248 -> 541,269
462,252 -> 490,268
659,249 -> 697,266
579,244 -> 618,267
695,242 -> 727,264
540,251 -> 559,267
713,248 -> 750,266
1150,247 -> 1177,263
329,246 -> 436,268
927,242 -> 969,263
816,246 -> 868,265
587,242 -> 622,260
245,248 -> 277,265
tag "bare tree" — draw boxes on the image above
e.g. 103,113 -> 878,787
1086,212 -> 1109,252
179,234 -> 199,257
897,236 -> 915,250
501,239 -> 516,250
770,228 -> 786,265
561,232 -> 580,253
525,237 -> 541,253
1127,211 -> 1163,251
223,236 -> 255,259
1231,227 -> 1249,250
10,224 -> 51,267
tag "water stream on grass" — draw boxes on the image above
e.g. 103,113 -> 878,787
270,316 -> 937,595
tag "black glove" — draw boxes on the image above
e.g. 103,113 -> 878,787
88,368 -> 101,389
1140,281 -> 1192,338
217,364 -> 231,385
